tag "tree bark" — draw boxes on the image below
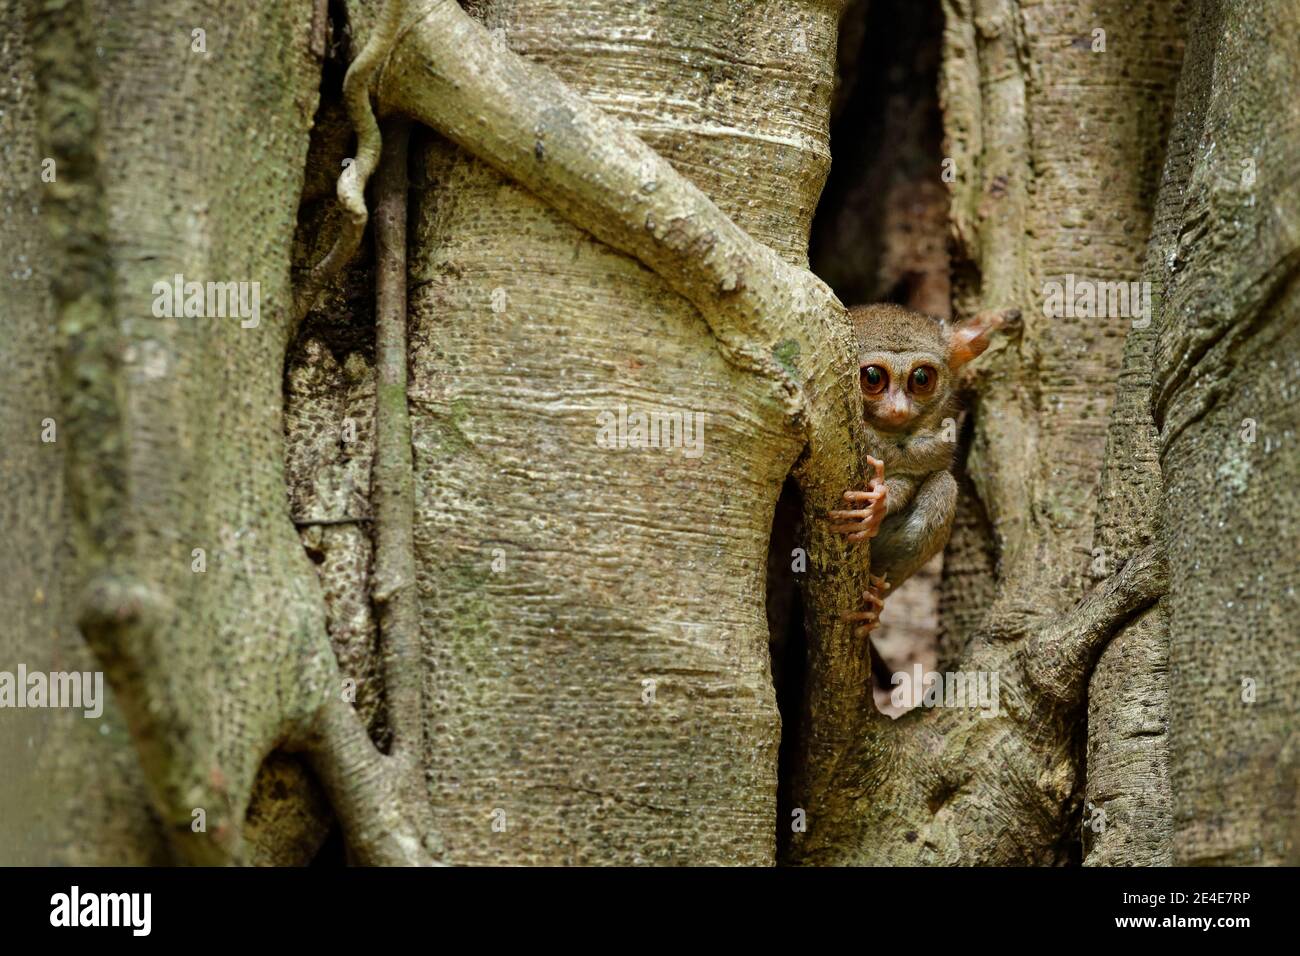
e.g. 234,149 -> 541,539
1148,0 -> 1300,866
388,0 -> 846,865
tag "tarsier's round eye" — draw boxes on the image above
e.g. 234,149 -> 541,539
909,366 -> 937,394
861,365 -> 888,395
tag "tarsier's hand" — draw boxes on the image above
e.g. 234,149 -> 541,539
844,575 -> 891,637
828,455 -> 887,542
829,456 -> 890,637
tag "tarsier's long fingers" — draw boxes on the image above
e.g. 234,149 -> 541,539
865,455 -> 885,485
830,494 -> 885,519
829,500 -> 886,537
828,458 -> 888,541
838,489 -> 884,504
829,528 -> 883,542
843,606 -> 880,638
830,458 -> 893,638
829,508 -> 879,521
829,526 -> 884,541
845,576 -> 891,637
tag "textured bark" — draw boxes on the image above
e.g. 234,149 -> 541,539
0,0 -> 165,864
10,0 -> 362,865
768,0 -> 1188,865
380,0 -> 855,865
1084,1 -> 1209,867
1083,297 -> 1171,864
940,0 -> 1186,643
1149,0 -> 1300,866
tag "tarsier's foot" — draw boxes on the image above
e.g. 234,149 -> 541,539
828,455 -> 887,541
843,575 -> 891,638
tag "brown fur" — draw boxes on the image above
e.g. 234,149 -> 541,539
844,304 -> 1005,588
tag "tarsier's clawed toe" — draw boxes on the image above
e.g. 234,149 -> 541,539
841,576 -> 890,638
842,608 -> 879,638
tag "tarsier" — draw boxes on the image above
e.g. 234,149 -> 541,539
828,304 -> 1011,638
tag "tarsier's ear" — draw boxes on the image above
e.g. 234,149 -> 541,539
947,308 -> 1019,369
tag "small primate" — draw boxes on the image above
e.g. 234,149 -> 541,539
829,304 -> 1012,638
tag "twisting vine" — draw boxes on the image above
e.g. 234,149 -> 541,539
293,0 -> 405,322
302,113 -> 437,866
292,2 -> 437,864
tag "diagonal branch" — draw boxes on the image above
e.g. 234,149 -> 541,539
1021,542 -> 1169,707
305,697 -> 438,865
375,0 -> 826,410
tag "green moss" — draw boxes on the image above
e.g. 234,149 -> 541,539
423,398 -> 476,458
772,338 -> 801,378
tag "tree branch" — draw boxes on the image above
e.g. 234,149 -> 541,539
296,115 -> 441,867
305,697 -> 439,865
375,0 -> 828,410
1022,542 -> 1169,707
370,117 -> 423,764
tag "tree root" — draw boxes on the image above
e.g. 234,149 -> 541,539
789,542 -> 1169,865
294,0 -> 405,323
370,116 -> 422,762
299,114 -> 438,865
304,698 -> 440,866
1021,543 -> 1169,707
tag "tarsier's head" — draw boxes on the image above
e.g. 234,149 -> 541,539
849,304 -> 1007,433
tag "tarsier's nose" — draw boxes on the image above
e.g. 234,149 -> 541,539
878,393 -> 912,426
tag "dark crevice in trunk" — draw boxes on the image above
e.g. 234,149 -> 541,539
309,822 -> 347,866
768,478 -> 807,862
809,0 -> 949,314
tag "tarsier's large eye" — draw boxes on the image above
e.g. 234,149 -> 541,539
861,365 -> 888,395
909,365 -> 938,395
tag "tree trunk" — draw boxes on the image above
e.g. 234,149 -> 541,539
938,0 -> 1188,864
1147,0 -> 1300,866
396,0 -> 843,866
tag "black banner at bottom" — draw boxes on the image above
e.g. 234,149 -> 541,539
0,865 -> 1280,942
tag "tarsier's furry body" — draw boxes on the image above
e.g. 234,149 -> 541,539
829,304 -> 1009,638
